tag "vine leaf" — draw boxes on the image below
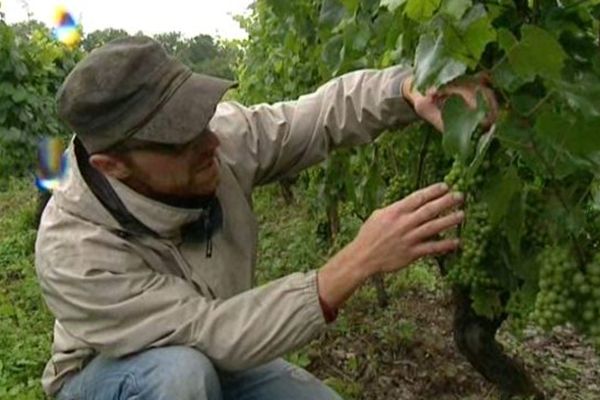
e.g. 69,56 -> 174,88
555,72 -> 600,117
380,0 -> 407,13
506,25 -> 567,82
412,5 -> 493,87
414,33 -> 466,90
340,0 -> 360,14
443,6 -> 496,68
535,110 -> 600,171
439,0 -> 472,20
319,0 -> 349,30
468,123 -> 495,175
321,35 -> 345,75
441,93 -> 486,161
491,60 -> 524,93
497,28 -> 517,51
266,0 -> 292,17
461,6 -> 496,65
483,166 -> 522,228
591,179 -> 600,211
405,0 -> 442,22
505,193 -> 525,255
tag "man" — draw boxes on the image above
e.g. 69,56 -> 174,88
36,36 -> 493,399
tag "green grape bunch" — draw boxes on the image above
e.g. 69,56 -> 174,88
446,201 -> 495,289
444,159 -> 473,193
443,159 -> 495,290
578,254 -> 600,348
383,174 -> 412,206
532,247 -> 578,330
524,192 -> 550,249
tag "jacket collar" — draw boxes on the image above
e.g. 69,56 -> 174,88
53,138 -> 210,239
107,176 -> 205,238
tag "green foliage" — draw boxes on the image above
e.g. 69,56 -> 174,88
152,31 -> 241,79
0,18 -> 241,189
81,27 -> 131,51
0,179 -> 53,397
0,19 -> 81,189
442,95 -> 486,160
237,0 -> 600,348
83,29 -> 241,80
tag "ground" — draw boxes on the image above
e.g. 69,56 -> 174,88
304,284 -> 600,399
0,178 -> 599,399
254,183 -> 600,400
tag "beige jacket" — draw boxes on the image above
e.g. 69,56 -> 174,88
35,66 -> 417,396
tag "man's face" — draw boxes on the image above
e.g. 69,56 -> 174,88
108,131 -> 221,199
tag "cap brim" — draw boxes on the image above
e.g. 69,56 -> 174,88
132,73 -> 236,144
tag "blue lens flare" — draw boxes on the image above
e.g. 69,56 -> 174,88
52,5 -> 81,47
35,137 -> 69,192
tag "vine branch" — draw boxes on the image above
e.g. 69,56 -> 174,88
414,130 -> 432,191
524,91 -> 555,118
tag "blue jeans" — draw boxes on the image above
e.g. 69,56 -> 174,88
57,346 -> 342,400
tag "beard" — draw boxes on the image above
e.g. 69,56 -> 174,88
123,162 -> 220,209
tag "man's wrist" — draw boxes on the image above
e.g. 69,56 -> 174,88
401,75 -> 415,108
317,282 -> 339,323
317,243 -> 374,312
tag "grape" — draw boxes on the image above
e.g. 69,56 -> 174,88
444,159 -> 475,192
524,190 -> 550,248
440,154 -> 600,347
533,247 -> 578,329
383,174 -> 411,205
446,202 -> 496,290
580,253 -> 600,347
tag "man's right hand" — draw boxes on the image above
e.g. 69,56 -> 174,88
352,182 -> 464,274
317,183 -> 464,311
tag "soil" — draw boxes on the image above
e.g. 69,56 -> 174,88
305,286 -> 600,400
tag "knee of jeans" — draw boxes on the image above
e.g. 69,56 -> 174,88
143,346 -> 221,398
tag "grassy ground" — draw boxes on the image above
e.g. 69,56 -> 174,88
0,179 -> 52,399
0,178 -> 599,399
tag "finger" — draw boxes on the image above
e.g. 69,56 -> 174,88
407,211 -> 464,242
417,105 -> 444,132
477,71 -> 492,85
412,238 -> 461,259
409,86 -> 429,107
391,182 -> 449,214
407,191 -> 464,228
441,87 -> 478,109
402,75 -> 415,101
481,87 -> 499,128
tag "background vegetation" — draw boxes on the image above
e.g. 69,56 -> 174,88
1,0 -> 600,399
0,11 -> 239,190
234,0 -> 600,397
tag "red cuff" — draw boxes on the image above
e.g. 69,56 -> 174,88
318,295 -> 338,323
316,272 -> 338,323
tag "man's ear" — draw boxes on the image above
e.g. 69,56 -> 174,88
89,154 -> 132,180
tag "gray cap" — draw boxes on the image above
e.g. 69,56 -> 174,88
57,36 -> 236,153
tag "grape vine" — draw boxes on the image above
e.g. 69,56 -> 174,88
236,0 -> 600,395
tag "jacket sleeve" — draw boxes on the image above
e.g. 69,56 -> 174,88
37,245 -> 326,371
212,66 -> 417,189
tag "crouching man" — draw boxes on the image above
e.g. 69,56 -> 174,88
36,36 -> 494,399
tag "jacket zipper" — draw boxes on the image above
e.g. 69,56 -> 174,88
203,210 -> 213,258
164,240 -> 216,300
